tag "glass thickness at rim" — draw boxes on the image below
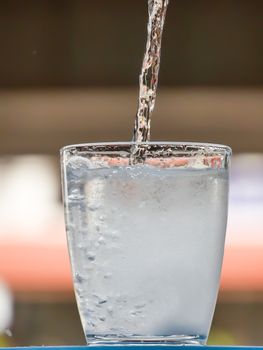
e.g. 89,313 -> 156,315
60,142 -> 231,170
61,141 -> 231,155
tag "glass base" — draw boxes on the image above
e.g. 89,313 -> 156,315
86,334 -> 206,345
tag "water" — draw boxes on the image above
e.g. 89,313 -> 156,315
64,159 -> 228,344
133,0 -> 169,144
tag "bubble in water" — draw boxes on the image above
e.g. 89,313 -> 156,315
108,230 -> 119,241
86,318 -> 96,328
77,243 -> 84,249
88,204 -> 101,211
87,251 -> 96,261
98,236 -> 105,245
68,188 -> 85,201
67,157 -> 94,180
139,201 -> 146,208
69,188 -> 78,198
75,288 -> 84,299
86,308 -> 95,315
130,310 -> 143,316
86,264 -> 94,271
135,302 -> 146,309
75,273 -> 83,283
104,272 -> 112,279
99,215 -> 105,222
116,294 -> 127,304
107,306 -> 113,315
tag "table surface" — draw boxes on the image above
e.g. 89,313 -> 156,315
1,346 -> 263,349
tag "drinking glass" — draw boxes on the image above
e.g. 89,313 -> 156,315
60,142 -> 231,345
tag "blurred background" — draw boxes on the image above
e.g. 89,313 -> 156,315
0,0 -> 263,346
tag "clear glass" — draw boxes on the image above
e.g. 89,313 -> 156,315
60,142 -> 231,345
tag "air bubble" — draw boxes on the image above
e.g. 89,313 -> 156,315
107,306 -> 113,314
139,201 -> 146,208
104,272 -> 112,279
99,215 -> 105,221
87,252 -> 96,261
75,273 -> 83,283
98,236 -> 105,245
109,230 -> 119,241
88,204 -> 100,211
135,302 -> 146,309
92,294 -> 107,306
130,309 -> 143,316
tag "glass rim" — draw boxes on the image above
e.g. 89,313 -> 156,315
60,141 -> 232,156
